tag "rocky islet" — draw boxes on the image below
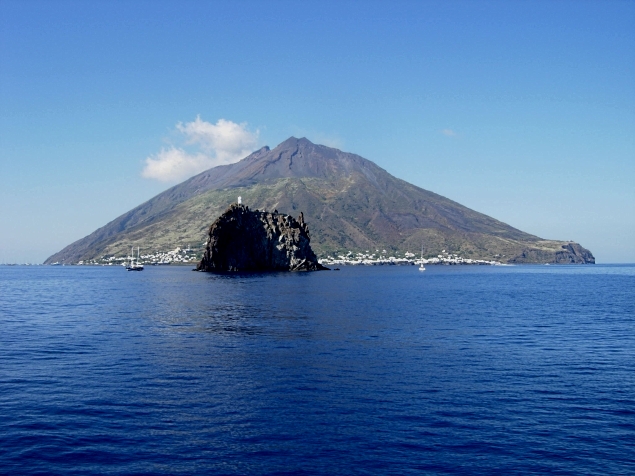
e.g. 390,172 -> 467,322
196,203 -> 328,272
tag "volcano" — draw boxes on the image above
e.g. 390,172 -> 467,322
45,137 -> 594,265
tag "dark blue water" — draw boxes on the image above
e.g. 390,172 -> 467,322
1,264 -> 634,475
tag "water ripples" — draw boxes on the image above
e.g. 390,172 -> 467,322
0,264 -> 634,474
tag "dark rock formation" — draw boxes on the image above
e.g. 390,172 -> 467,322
196,204 -> 328,272
508,242 -> 595,264
555,243 -> 595,264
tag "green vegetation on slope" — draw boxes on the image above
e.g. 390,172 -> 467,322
45,137 -> 594,265
52,177 -> 589,264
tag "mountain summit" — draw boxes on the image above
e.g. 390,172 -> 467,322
45,137 -> 594,264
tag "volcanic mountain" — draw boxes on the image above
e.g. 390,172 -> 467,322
45,137 -> 594,264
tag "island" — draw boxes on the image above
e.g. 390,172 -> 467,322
196,203 -> 328,272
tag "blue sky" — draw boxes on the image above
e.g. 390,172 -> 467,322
1,0 -> 634,263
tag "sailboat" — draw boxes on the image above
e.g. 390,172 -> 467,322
127,246 -> 144,271
419,245 -> 426,271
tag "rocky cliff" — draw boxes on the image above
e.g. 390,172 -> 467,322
196,203 -> 328,272
507,242 -> 595,264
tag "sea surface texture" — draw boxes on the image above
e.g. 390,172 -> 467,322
1,264 -> 634,475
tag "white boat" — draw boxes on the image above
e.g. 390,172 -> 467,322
419,245 -> 426,271
127,246 -> 144,271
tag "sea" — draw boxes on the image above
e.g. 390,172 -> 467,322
1,264 -> 633,475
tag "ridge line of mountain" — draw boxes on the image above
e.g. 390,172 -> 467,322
44,137 -> 594,265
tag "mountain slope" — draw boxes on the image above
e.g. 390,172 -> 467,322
45,137 -> 594,264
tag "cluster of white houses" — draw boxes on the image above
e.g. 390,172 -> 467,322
76,246 -> 201,266
318,250 -> 502,266
62,248 -> 501,267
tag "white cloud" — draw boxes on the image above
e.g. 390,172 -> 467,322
176,116 -> 259,162
441,128 -> 457,137
141,148 -> 215,183
142,117 -> 260,182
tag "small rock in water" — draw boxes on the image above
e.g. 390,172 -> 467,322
196,203 -> 328,272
